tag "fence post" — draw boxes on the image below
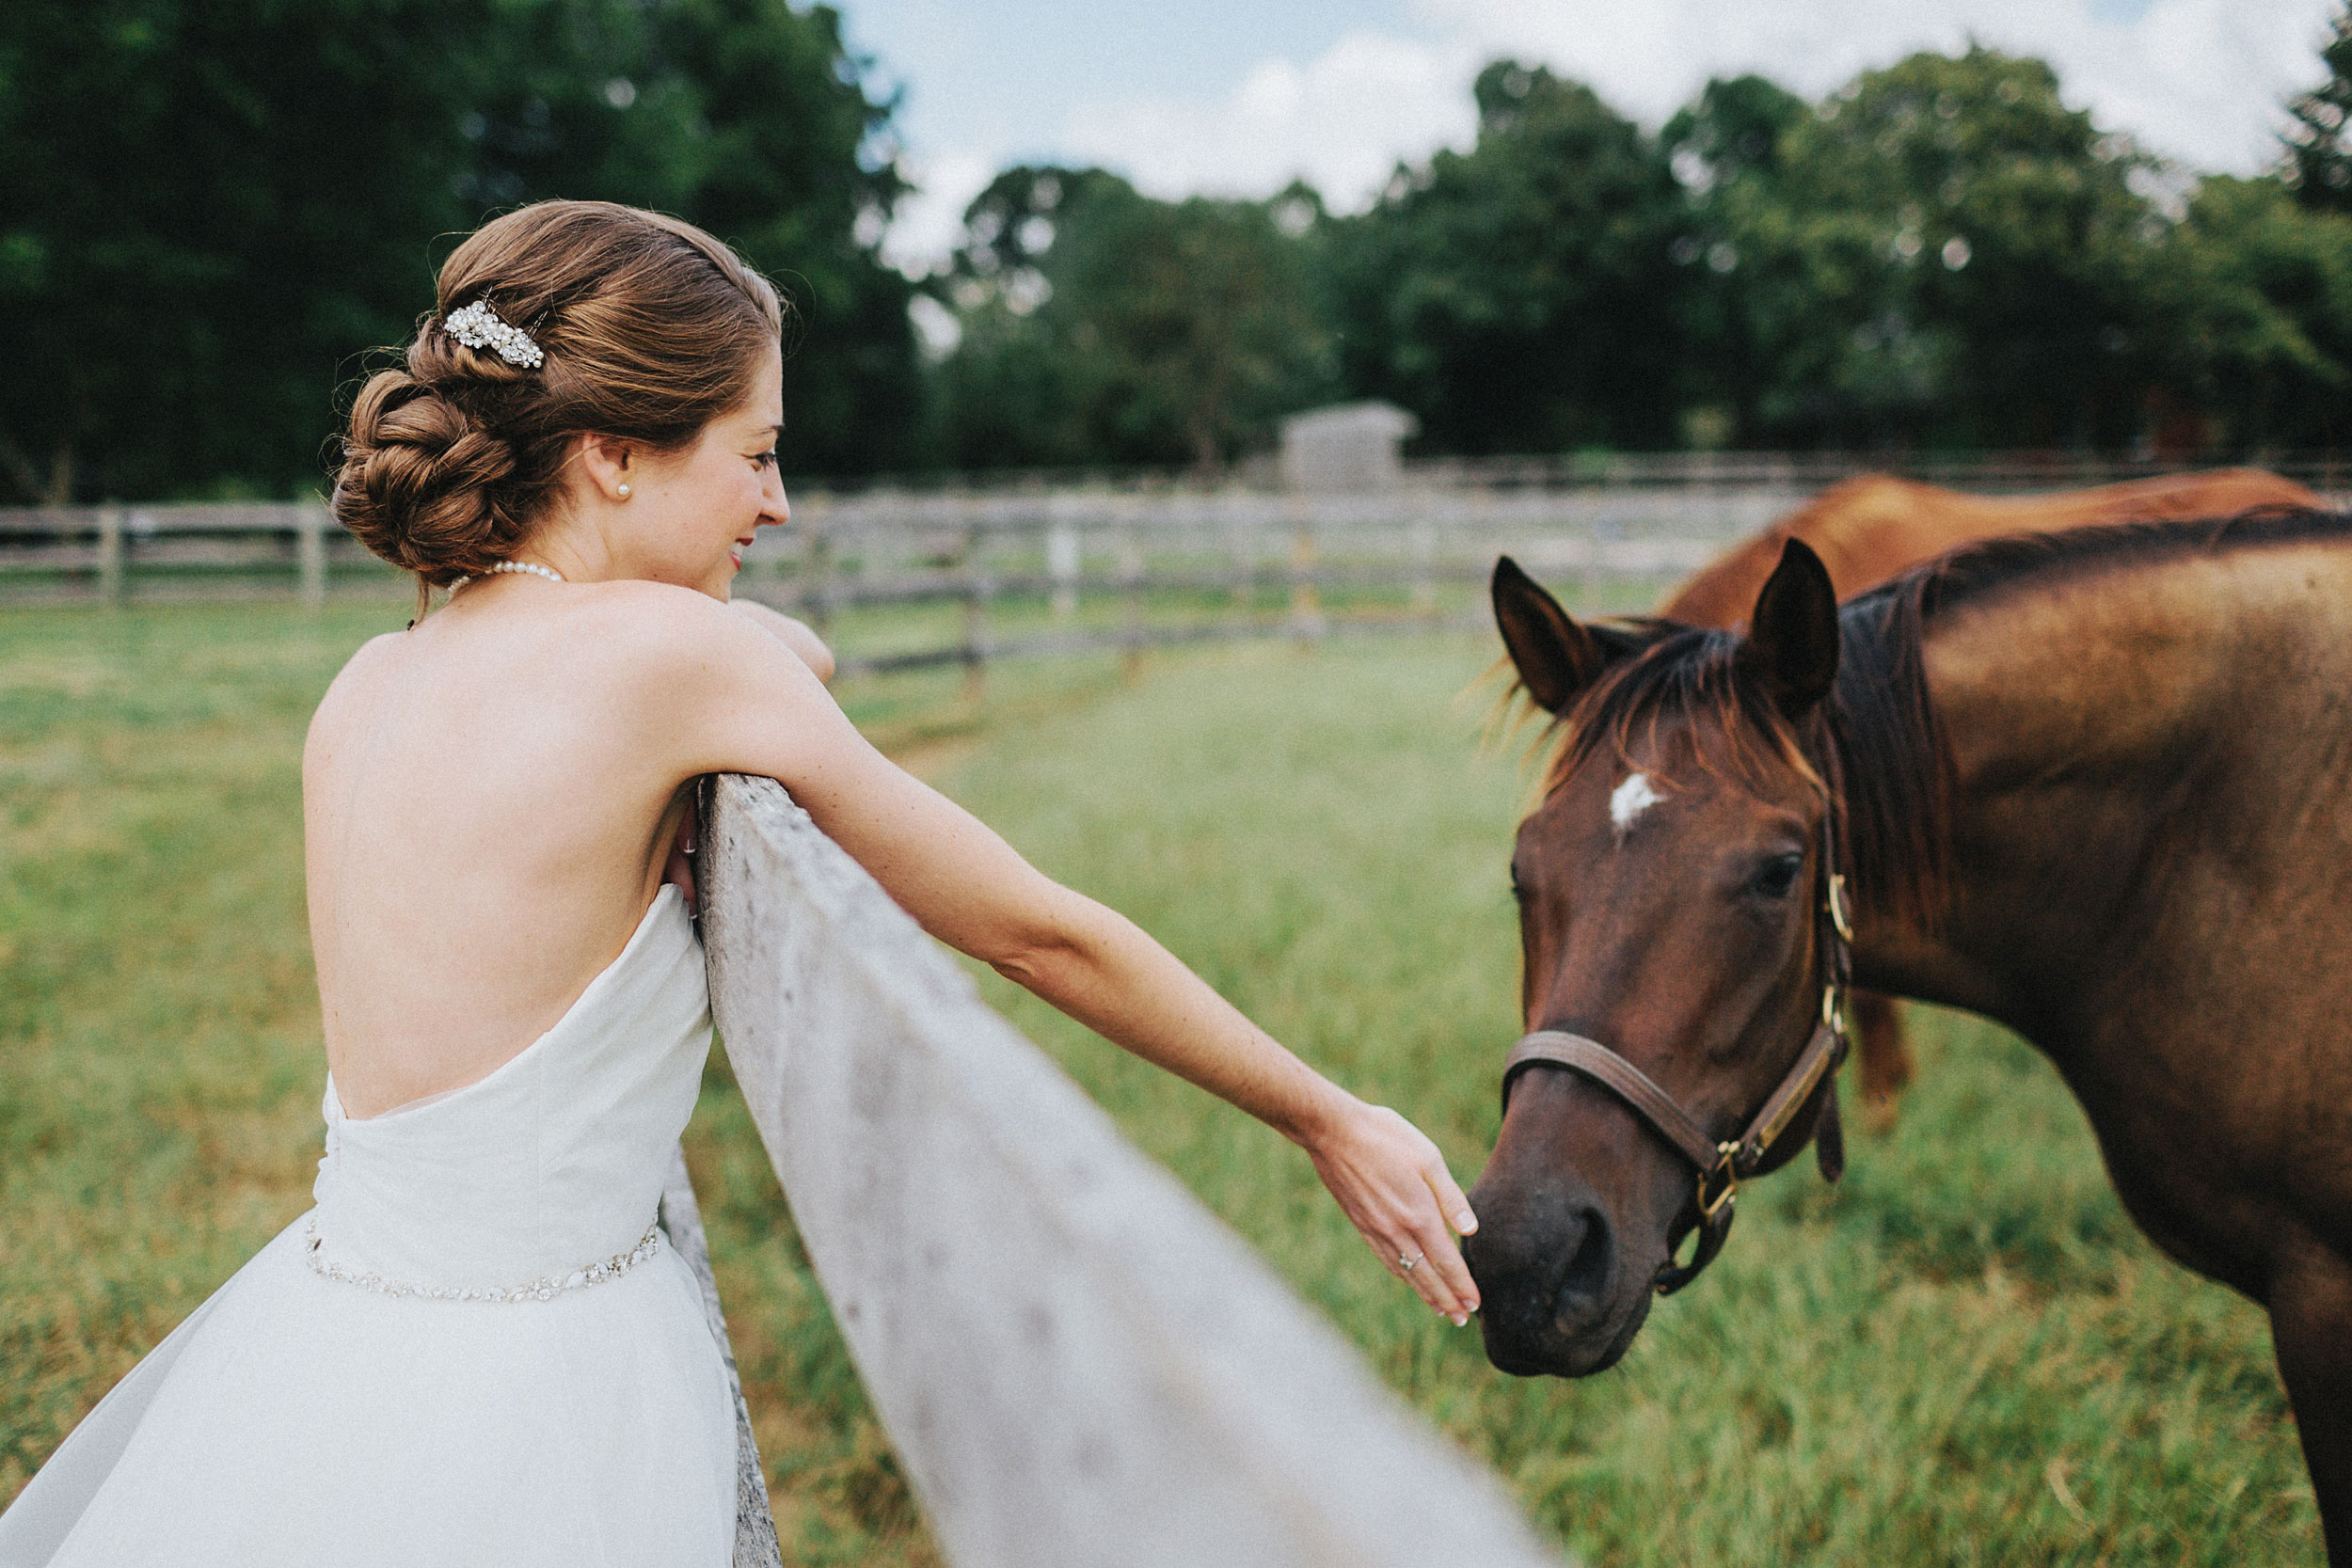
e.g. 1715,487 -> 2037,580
1230,512 -> 1256,613
1047,520 -> 1080,622
1119,527 -> 1145,682
1287,499 -> 1322,648
799,511 -> 833,639
96,508 -> 124,605
296,508 -> 327,608
962,521 -> 993,700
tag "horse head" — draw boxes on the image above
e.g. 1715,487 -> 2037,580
1465,541 -> 1850,1377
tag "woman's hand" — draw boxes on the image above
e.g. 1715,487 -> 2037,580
1303,1098 -> 1481,1325
662,788 -> 699,914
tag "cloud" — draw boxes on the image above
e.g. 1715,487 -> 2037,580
884,147 -> 998,278
881,0 -> 2337,271
1420,0 -> 2332,172
1060,32 -> 1484,211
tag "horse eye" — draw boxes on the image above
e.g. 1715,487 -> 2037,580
1750,853 -> 1804,899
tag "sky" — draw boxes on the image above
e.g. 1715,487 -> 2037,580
835,0 -> 2340,277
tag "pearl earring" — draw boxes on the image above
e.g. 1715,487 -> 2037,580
616,483 -> 631,499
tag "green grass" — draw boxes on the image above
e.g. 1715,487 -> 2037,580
0,602 -> 2320,1564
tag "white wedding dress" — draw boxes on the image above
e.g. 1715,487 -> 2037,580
0,884 -> 736,1566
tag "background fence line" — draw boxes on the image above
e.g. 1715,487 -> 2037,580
8,457 -> 2345,679
696,771 -> 1568,1568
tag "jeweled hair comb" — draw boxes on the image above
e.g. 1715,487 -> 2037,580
442,299 -> 545,369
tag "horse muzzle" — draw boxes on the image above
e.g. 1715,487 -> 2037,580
1464,1166 -> 1661,1377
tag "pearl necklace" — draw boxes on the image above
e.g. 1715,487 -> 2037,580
450,560 -> 564,593
484,560 -> 564,583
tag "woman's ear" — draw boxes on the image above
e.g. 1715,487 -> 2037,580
573,432 -> 635,504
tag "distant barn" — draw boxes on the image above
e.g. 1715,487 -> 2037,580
1280,402 -> 1419,493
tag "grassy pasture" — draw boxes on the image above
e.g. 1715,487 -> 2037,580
0,601 -> 2319,1564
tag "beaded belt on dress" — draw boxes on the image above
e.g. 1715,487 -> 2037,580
303,1215 -> 664,1304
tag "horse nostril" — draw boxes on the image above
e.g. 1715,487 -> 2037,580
1552,1206 -> 1613,1316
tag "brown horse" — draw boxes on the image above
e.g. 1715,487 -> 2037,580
1464,513 -> 2352,1560
1661,468 -> 2322,1117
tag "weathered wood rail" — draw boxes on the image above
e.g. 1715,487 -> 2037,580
0,504 -> 345,605
694,771 -> 1569,1568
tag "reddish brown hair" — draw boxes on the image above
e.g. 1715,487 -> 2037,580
333,200 -> 785,594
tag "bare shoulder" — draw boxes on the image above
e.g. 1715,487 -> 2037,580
548,581 -> 836,778
307,628 -> 405,754
557,579 -> 768,669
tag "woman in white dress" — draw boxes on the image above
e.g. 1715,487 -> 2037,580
0,200 -> 1481,1565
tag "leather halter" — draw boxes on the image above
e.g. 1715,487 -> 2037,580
1499,757 -> 1855,1296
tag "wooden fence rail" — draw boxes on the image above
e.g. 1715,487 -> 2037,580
13,459 -> 2344,675
696,772 -> 1567,1568
0,493 -> 1759,678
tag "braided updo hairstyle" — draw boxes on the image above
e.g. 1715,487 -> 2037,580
335,201 -> 784,598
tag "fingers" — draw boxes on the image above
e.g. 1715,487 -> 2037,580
1378,1218 -> 1472,1323
1425,1156 -> 1478,1241
1418,1156 -> 1482,1319
1365,1175 -> 1478,1323
1409,1212 -> 1480,1323
663,844 -> 698,913
1311,1102 -> 1483,1325
664,794 -> 701,912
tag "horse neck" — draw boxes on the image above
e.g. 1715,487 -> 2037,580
1854,540 -> 2352,1043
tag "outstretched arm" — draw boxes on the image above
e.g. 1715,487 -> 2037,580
728,598 -> 834,683
644,592 -> 1481,1323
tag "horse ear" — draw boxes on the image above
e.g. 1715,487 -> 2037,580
1738,538 -> 1839,716
1492,556 -> 1606,714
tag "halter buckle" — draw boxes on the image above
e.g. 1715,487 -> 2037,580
1695,1143 -> 1741,1221
1827,872 -> 1854,943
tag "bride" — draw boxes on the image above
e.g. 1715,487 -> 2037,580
0,199 -> 1480,1564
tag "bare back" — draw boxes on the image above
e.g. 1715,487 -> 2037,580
305,581 -> 695,1118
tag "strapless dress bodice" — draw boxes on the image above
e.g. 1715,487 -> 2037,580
0,881 -> 737,1567
312,883 -> 711,1292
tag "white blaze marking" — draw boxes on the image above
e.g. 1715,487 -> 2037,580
1610,772 -> 1663,839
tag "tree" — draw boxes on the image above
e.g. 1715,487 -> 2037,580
2148,176 -> 2352,450
1658,75 -> 1809,444
600,0 -> 922,476
0,0 -> 486,502
0,0 -> 919,502
1320,62 -> 1688,454
1679,47 -> 2161,449
2284,2 -> 2352,214
931,167 -> 1327,470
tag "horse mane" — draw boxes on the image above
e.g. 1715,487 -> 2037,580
1540,621 -> 1829,825
1538,504 -> 2352,932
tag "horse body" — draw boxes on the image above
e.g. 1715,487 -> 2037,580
1661,468 -> 2320,628
1895,539 -> 2352,1288
1661,467 -> 2321,1116
1469,514 -> 2352,1560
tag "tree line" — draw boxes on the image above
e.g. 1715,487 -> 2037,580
938,40 -> 2352,468
0,0 -> 919,504
7,3 -> 2352,502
